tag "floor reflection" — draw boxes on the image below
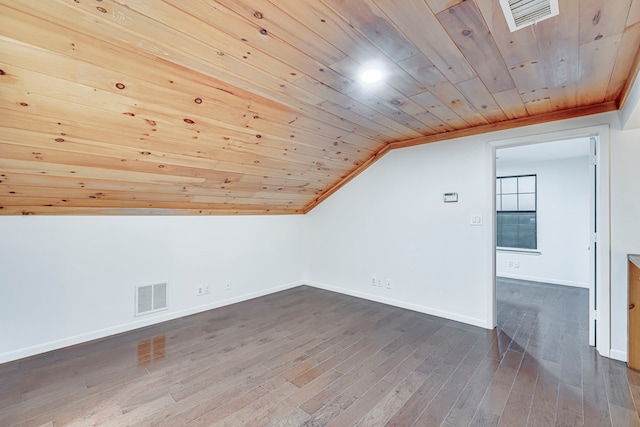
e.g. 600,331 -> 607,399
137,334 -> 166,366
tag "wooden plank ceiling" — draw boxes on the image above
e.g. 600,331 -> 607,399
1,0 -> 639,215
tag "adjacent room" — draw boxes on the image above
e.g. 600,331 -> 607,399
1,0 -> 640,425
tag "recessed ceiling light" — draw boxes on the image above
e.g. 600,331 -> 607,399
360,68 -> 383,83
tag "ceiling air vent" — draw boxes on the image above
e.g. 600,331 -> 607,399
499,0 -> 559,32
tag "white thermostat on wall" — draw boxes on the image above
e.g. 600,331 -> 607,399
443,192 -> 458,203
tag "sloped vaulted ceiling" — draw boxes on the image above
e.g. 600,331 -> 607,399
1,0 -> 639,215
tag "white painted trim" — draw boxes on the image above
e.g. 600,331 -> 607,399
496,248 -> 541,255
610,349 -> 627,362
489,124 -> 612,359
497,274 -> 588,288
487,141 -> 498,329
305,281 -> 490,329
0,280 -> 305,364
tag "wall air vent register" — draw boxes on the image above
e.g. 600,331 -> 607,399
135,283 -> 168,316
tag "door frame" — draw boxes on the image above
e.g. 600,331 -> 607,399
487,124 -> 611,358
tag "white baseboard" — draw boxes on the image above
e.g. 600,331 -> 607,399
497,273 -> 588,289
304,281 -> 490,329
1,279 -> 617,365
609,349 -> 627,362
0,280 -> 304,364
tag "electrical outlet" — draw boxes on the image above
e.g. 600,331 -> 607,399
386,279 -> 392,289
514,260 -> 520,268
225,280 -> 231,290
470,214 -> 483,226
371,276 -> 377,287
204,285 -> 210,294
508,261 -> 514,267
376,278 -> 382,287
197,285 -> 204,296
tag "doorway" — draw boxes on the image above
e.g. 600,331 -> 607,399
488,125 -> 611,357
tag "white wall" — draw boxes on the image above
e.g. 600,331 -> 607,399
496,156 -> 590,287
0,215 -> 305,363
610,127 -> 640,361
305,137 -> 494,328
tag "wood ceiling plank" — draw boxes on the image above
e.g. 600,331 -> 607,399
268,0 -> 380,65
0,30 -> 357,146
579,0 -> 633,44
4,0 -> 391,145
605,22 -> 640,102
455,78 -> 508,122
1,65 -> 373,170
389,102 -> 617,149
163,0 -> 361,98
0,142 -> 225,181
535,0 -> 580,111
191,192 -> 311,204
319,0 -> 418,62
1,186 -> 192,204
507,60 -> 548,93
507,58 -> 552,113
492,89 -> 528,120
371,0 -> 476,83
436,0 -> 515,94
412,111 -> 456,133
0,5 -> 320,117
0,195 -> 304,208
578,33 -> 623,105
327,62 -> 438,133
0,126 -> 226,173
397,54 -> 449,90
205,181 -> 324,197
0,158 -> 205,185
0,173 -> 321,198
0,125 -> 341,183
237,174 -> 332,191
199,0 -> 345,65
1,119 -> 356,181
218,139 -> 361,173
475,0 -> 539,67
4,18 -> 400,149
519,88 -> 553,116
629,0 -> 640,26
294,78 -> 423,139
425,0 -> 465,15
1,185 -> 313,205
428,82 -> 489,126
410,91 -> 469,129
315,100 -> 419,141
0,105 -> 369,170
370,62 -> 429,98
271,0 -> 429,98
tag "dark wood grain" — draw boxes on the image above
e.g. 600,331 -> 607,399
1,279 -> 638,426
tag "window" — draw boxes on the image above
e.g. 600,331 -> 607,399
496,174 -> 537,249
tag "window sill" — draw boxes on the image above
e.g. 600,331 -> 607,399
496,247 -> 541,255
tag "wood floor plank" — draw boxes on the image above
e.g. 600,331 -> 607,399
1,282 -> 638,426
498,352 -> 539,427
355,371 -> 429,426
474,349 -> 524,420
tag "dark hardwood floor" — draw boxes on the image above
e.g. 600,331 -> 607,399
1,279 -> 639,426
